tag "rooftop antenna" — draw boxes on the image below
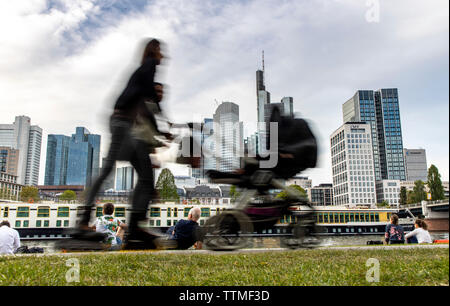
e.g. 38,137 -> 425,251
262,50 -> 265,72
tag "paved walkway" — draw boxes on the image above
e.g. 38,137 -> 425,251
9,243 -> 448,257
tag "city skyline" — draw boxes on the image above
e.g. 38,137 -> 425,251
0,1 -> 448,186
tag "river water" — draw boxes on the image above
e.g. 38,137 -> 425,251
22,232 -> 449,253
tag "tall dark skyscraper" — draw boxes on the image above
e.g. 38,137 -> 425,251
44,135 -> 70,185
256,52 -> 271,124
343,88 -> 406,181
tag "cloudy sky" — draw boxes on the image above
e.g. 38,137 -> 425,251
0,0 -> 448,185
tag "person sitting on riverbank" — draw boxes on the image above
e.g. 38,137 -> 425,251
0,221 -> 20,255
405,219 -> 432,244
166,207 -> 203,250
384,214 -> 405,245
92,203 -> 128,250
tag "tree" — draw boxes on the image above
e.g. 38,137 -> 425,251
229,185 -> 241,203
406,190 -> 415,204
399,186 -> 407,206
59,190 -> 77,202
20,186 -> 40,203
427,164 -> 445,201
276,185 -> 307,200
377,200 -> 390,208
155,168 -> 180,202
411,180 -> 427,203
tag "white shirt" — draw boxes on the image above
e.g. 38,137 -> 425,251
405,228 -> 433,244
0,225 -> 21,255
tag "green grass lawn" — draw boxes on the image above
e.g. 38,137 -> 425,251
0,248 -> 448,286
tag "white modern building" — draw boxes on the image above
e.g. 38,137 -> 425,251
376,180 -> 401,208
0,116 -> 42,185
330,122 -> 377,207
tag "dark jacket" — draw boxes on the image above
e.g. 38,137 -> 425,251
113,57 -> 158,122
173,219 -> 200,249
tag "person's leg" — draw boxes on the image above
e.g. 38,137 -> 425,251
116,226 -> 125,241
127,140 -> 155,233
79,117 -> 131,227
407,236 -> 418,244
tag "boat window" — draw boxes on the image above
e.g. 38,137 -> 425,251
57,207 -> 69,217
156,220 -> 161,226
151,207 -> 161,217
167,207 -> 171,218
355,214 -> 360,222
149,220 -> 154,226
173,208 -> 178,217
201,208 -> 210,217
329,214 -> 334,223
365,213 -> 370,222
44,220 -> 49,227
285,215 -> 291,224
167,220 -> 171,227
318,213 -> 323,223
37,206 -> 50,218
184,207 -> 192,217
15,220 -> 20,227
375,213 -> 379,222
114,207 -> 125,217
23,220 -> 29,227
17,206 -> 29,218
339,213 -> 344,223
335,213 -> 339,223
324,213 -> 329,223
64,220 -> 69,227
370,213 -> 375,222
350,213 -> 354,222
36,220 -> 41,227
56,220 -> 62,227
96,207 -> 103,217
3,207 -> 8,217
345,213 -> 349,223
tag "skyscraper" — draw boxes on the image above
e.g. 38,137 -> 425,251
0,116 -> 42,185
44,127 -> 101,187
115,166 -> 136,191
44,135 -> 70,185
192,118 -> 216,179
342,88 -> 406,181
213,102 -> 243,172
403,148 -> 428,182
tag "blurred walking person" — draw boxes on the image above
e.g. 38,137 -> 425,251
74,38 -> 166,249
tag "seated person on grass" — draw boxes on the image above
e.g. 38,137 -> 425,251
166,207 -> 203,250
92,202 -> 127,250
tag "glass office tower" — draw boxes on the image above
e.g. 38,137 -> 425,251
44,135 -> 70,185
45,127 -> 101,187
342,88 -> 406,181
